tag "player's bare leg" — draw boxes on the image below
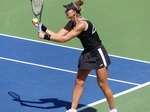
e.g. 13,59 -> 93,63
71,69 -> 91,109
96,67 -> 115,109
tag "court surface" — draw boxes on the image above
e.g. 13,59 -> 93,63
0,34 -> 150,112
0,0 -> 150,112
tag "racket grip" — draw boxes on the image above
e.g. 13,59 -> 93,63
38,24 -> 42,31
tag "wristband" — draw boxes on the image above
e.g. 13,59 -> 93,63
44,34 -> 51,40
41,24 -> 47,32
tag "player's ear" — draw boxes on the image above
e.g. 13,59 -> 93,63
73,10 -> 77,16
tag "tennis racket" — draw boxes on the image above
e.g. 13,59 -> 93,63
30,0 -> 44,31
8,91 -> 20,100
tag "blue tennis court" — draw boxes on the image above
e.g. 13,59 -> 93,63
0,34 -> 150,112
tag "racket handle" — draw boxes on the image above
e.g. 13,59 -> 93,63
38,24 -> 42,31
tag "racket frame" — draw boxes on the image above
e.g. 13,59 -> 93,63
30,0 -> 44,31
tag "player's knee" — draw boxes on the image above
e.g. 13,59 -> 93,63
98,82 -> 108,90
75,78 -> 84,87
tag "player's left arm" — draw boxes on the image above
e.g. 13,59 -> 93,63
39,21 -> 87,42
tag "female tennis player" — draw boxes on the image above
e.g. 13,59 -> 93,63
32,0 -> 117,112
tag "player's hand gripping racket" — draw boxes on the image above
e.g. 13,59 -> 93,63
30,0 -> 44,31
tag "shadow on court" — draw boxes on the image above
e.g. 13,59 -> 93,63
8,92 -> 97,112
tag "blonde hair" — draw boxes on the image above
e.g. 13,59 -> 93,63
73,0 -> 84,12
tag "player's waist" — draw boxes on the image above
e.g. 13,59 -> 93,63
83,43 -> 103,52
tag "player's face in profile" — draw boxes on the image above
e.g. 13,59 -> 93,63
65,9 -> 75,19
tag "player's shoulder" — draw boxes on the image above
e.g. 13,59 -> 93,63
77,17 -> 90,31
76,21 -> 87,31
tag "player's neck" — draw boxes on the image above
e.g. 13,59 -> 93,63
72,16 -> 82,23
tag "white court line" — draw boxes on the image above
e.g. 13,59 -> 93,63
0,56 -> 140,86
88,74 -> 140,86
77,81 -> 150,111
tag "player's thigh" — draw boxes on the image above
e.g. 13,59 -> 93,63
76,69 -> 91,84
96,67 -> 108,85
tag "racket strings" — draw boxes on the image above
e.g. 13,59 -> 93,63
33,0 -> 41,8
31,0 -> 43,15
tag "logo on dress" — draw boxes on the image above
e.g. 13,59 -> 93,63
92,25 -> 96,34
100,64 -> 103,67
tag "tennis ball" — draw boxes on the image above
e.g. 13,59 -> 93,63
32,18 -> 39,24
